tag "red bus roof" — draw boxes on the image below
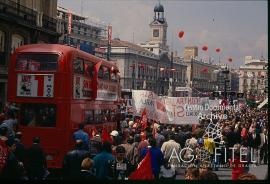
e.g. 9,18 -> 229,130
14,44 -> 117,68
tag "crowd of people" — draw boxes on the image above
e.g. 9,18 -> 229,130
0,102 -> 268,180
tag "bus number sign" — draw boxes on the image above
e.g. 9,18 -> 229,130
17,74 -> 54,98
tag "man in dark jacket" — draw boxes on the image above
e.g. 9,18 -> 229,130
248,129 -> 261,164
63,139 -> 90,179
14,132 -> 25,163
2,138 -> 23,179
26,137 -> 48,180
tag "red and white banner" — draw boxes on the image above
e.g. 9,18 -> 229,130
132,90 -> 210,125
132,90 -> 168,123
17,74 -> 54,98
163,97 -> 209,124
68,10 -> 72,35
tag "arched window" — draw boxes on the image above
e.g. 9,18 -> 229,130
11,34 -> 24,53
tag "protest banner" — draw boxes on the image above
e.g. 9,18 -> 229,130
163,97 -> 210,125
132,90 -> 168,123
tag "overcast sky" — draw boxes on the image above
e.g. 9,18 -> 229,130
58,0 -> 268,68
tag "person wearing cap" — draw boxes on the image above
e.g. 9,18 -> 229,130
63,139 -> 90,179
1,138 -> 24,179
108,145 -> 132,180
26,137 -> 48,180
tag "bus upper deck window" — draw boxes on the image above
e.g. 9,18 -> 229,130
103,67 -> 110,80
16,54 -> 58,71
98,67 -> 103,79
73,58 -> 84,74
85,61 -> 94,78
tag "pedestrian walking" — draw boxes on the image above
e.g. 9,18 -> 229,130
26,137 -> 48,180
93,141 -> 114,179
73,123 -> 90,151
63,140 -> 90,179
141,138 -> 164,179
80,157 -> 95,180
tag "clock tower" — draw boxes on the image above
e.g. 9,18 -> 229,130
149,2 -> 168,52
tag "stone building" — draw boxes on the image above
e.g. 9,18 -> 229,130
101,38 -> 187,98
0,0 -> 61,111
183,46 -> 198,61
239,56 -> 268,101
184,58 -> 220,97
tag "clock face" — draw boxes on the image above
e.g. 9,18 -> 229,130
153,29 -> 159,37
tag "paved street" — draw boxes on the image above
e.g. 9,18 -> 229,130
176,164 -> 268,180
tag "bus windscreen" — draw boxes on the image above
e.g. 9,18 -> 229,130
16,54 -> 59,71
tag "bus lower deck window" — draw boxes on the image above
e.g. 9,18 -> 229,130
20,103 -> 56,127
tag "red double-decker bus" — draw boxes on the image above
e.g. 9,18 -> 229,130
7,44 -> 121,168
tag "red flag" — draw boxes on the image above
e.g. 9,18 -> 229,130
101,127 -> 112,144
129,150 -> 154,180
140,108 -> 148,130
92,61 -> 102,99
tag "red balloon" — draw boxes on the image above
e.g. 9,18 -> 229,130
216,48 -> 220,53
202,46 -> 208,51
228,58 -> 233,62
178,31 -> 184,38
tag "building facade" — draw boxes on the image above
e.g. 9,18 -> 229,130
101,38 -> 187,98
0,0 -> 61,111
185,58 -> 220,96
183,46 -> 198,61
57,6 -> 106,54
239,56 -> 268,101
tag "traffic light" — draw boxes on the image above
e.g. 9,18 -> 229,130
212,91 -> 219,97
237,93 -> 244,98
